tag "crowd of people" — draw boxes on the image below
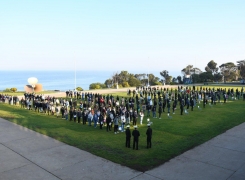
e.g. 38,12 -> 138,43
0,85 -> 244,149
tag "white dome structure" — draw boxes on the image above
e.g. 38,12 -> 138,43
28,77 -> 38,87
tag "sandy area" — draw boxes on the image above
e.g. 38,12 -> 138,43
17,85 -> 180,99
34,85 -> 179,98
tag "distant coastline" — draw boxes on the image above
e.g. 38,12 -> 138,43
0,70 -> 178,91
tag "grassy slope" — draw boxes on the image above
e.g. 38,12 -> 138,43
0,91 -> 245,171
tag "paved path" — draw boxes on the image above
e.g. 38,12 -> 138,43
0,117 -> 244,180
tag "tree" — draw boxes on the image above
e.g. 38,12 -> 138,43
89,83 -> 106,90
128,75 -> 141,87
181,65 -> 193,76
165,76 -> 172,84
112,72 -> 120,85
181,65 -> 202,75
160,70 -> 169,84
104,79 -> 113,88
191,74 -> 201,83
10,87 -> 17,92
213,73 -> 223,82
219,62 -> 237,82
122,81 -> 130,87
205,60 -> 219,81
181,65 -> 202,84
237,60 -> 245,80
199,72 -> 213,82
76,87 -> 83,91
148,74 -> 160,85
205,60 -> 218,74
240,65 -> 245,80
118,71 -> 130,84
177,76 -> 183,84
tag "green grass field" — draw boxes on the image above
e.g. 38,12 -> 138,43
0,87 -> 245,171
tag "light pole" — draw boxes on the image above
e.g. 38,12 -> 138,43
74,57 -> 77,91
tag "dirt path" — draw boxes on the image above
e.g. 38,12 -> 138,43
18,85 -> 179,99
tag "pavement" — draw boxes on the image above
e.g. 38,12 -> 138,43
0,117 -> 245,180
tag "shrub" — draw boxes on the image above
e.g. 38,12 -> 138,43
4,88 -> 11,92
112,83 -> 123,89
76,87 -> 83,91
10,87 -> 17,92
89,83 -> 106,90
122,82 -> 130,87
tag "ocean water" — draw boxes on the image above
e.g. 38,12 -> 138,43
0,70 -> 180,91
0,71 -> 113,91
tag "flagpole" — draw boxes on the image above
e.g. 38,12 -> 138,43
75,54 -> 76,91
148,57 -> 149,86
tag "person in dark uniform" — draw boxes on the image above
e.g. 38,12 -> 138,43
132,126 -> 140,150
106,114 -> 111,132
82,109 -> 87,125
146,123 -> 152,148
125,125 -> 131,148
77,109 -> 81,123
73,108 -> 77,122
180,99 -> 184,115
190,98 -> 194,111
69,108 -> 73,121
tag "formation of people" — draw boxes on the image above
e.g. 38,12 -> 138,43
0,85 -> 244,149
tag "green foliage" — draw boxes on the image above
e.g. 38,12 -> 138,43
128,75 -> 141,87
4,88 -> 11,92
177,76 -> 183,84
152,81 -> 162,85
76,87 -> 83,91
3,88 -> 18,92
122,81 -> 130,87
10,87 -> 17,92
89,83 -> 106,90
170,82 -> 178,85
104,79 -> 113,88
112,83 -> 123,88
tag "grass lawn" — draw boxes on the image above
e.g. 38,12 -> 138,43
0,90 -> 245,172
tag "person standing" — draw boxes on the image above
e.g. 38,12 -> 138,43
146,124 -> 152,148
73,108 -> 77,122
180,99 -> 184,115
132,110 -> 138,125
190,98 -> 194,111
125,125 -> 131,148
87,109 -> 93,126
60,106 -> 65,119
82,109 -> 87,125
106,114 -> 111,132
77,109 -> 81,123
69,108 -> 73,121
132,126 -> 140,150
99,113 -> 104,129
139,110 -> 144,125
93,111 -> 99,128
158,105 -> 162,119
114,114 -> 119,134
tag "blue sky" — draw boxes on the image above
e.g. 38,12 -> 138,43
0,0 -> 244,77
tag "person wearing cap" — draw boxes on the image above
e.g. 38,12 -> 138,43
146,124 -> 152,148
132,126 -> 140,150
125,125 -> 131,148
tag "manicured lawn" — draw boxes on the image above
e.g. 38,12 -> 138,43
0,90 -> 245,171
